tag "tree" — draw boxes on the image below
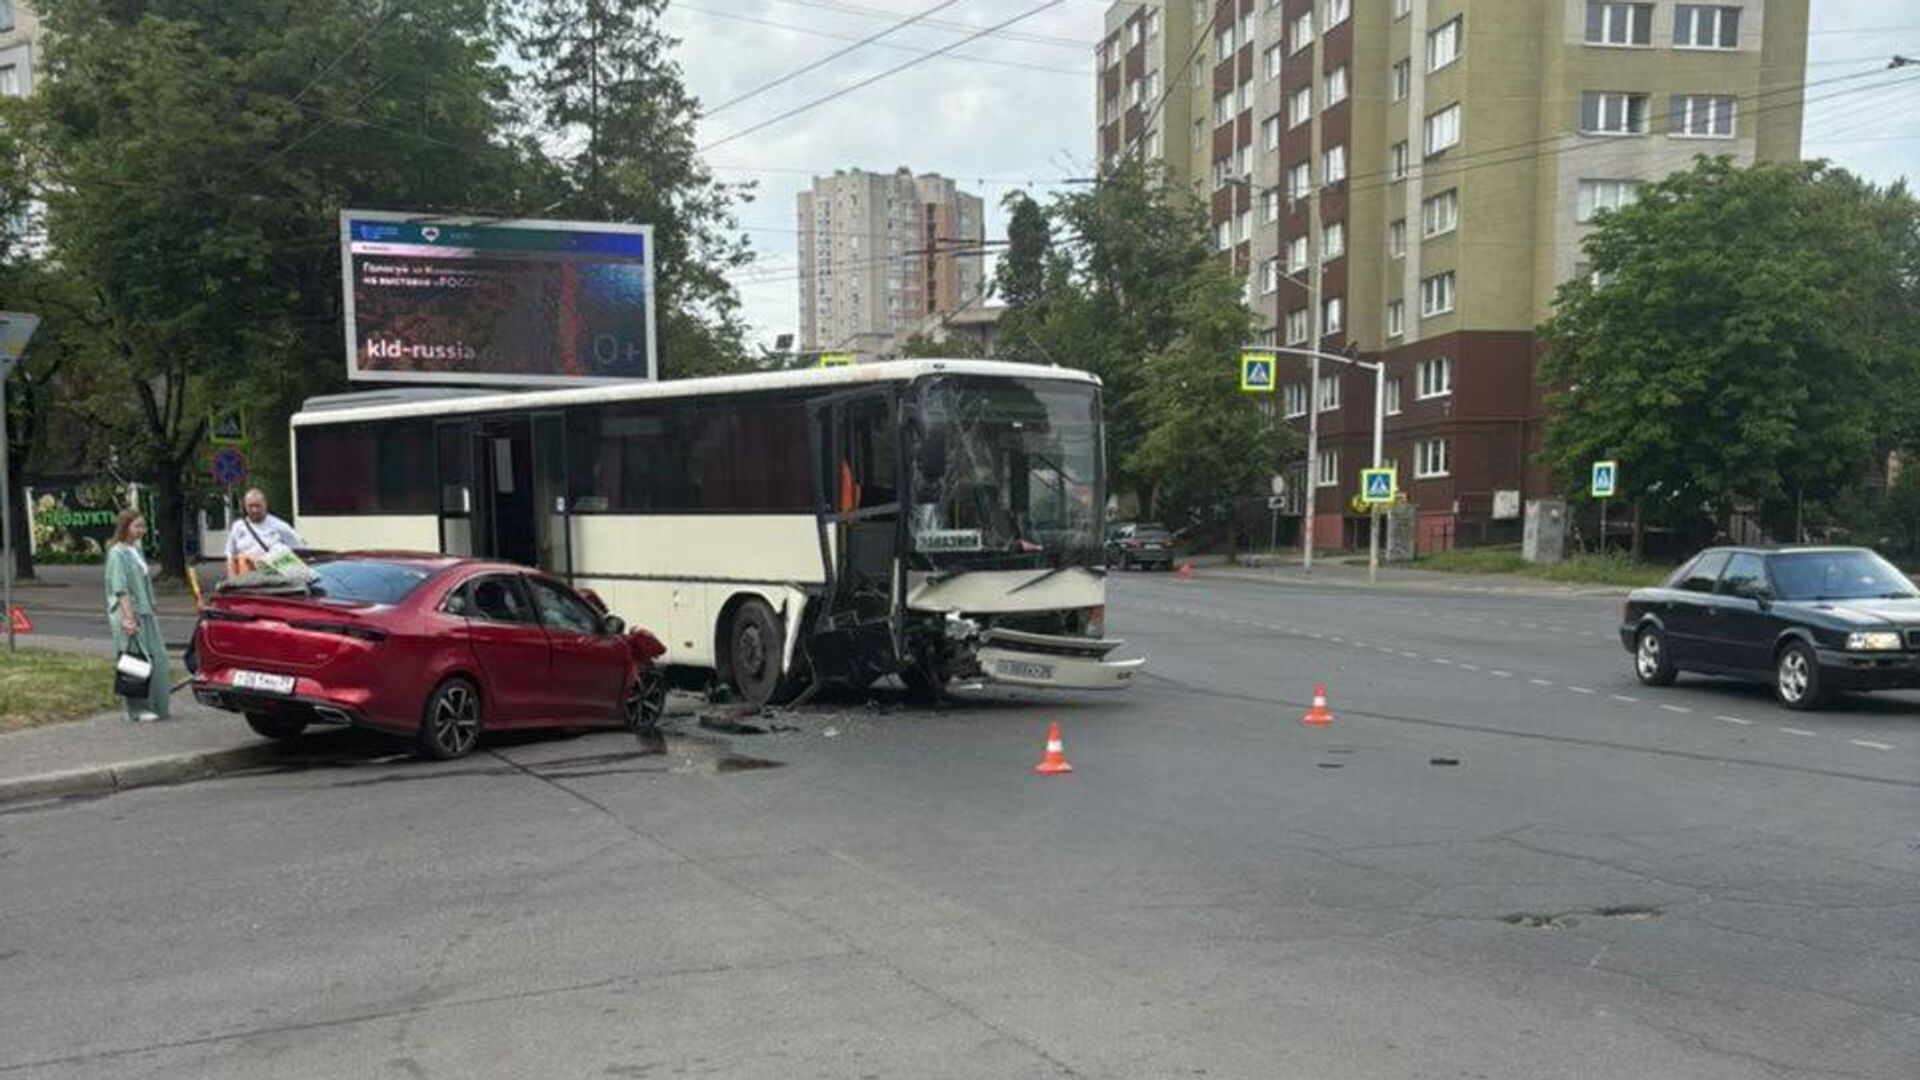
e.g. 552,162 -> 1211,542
515,0 -> 756,378
896,331 -> 986,359
994,191 -> 1050,312
1540,158 -> 1916,555
1128,265 -> 1298,547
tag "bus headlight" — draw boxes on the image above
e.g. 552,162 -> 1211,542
1085,605 -> 1106,639
1846,631 -> 1902,651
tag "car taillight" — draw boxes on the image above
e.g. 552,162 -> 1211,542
288,620 -> 388,642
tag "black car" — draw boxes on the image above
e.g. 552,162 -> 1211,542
1106,523 -> 1175,571
1620,546 -> 1920,710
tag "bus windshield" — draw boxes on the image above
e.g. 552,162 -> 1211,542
907,375 -> 1103,568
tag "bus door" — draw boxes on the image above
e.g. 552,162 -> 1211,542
530,412 -> 571,579
810,389 -> 904,668
435,420 -> 480,557
436,418 -> 541,568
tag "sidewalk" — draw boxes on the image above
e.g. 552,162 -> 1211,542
0,695 -> 296,805
1189,553 -> 1633,599
8,561 -> 218,618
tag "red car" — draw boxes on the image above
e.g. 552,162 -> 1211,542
191,553 -> 667,759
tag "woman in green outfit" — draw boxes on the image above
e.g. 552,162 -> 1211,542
105,509 -> 171,722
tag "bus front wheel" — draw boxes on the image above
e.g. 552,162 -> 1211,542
727,600 -> 795,708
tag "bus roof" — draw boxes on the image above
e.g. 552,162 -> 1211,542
292,359 -> 1101,428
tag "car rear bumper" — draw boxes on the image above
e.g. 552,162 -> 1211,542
191,680 -> 368,728
1814,649 -> 1920,690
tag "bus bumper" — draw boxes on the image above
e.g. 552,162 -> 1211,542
974,628 -> 1144,691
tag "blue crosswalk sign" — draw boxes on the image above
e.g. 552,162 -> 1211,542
1591,460 -> 1618,499
1361,468 -> 1396,505
1240,353 -> 1276,393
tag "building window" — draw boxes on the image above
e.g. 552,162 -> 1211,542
1415,437 -> 1451,479
1388,218 -> 1407,258
1146,71 -> 1160,101
1265,44 -> 1283,80
1237,81 -> 1252,113
1148,127 -> 1163,158
1670,94 -> 1736,138
1287,308 -> 1310,345
1386,302 -> 1406,341
1390,141 -> 1409,181
1285,382 -> 1308,418
1193,119 -> 1206,148
1427,17 -> 1462,72
1420,271 -> 1456,317
1193,0 -> 1207,25
1581,91 -> 1650,135
1316,448 -> 1340,488
0,65 -> 18,100
1288,161 -> 1313,200
1130,20 -> 1145,48
1395,0 -> 1411,19
1425,103 -> 1461,155
1263,114 -> 1282,150
1323,143 -> 1347,184
1213,157 -> 1234,190
1577,179 -> 1642,223
1385,372 -> 1404,411
1318,372 -> 1342,411
1322,221 -> 1345,261
1287,235 -> 1309,273
1417,356 -> 1453,399
1237,145 -> 1252,177
0,1 -> 14,34
1289,86 -> 1313,127
1324,66 -> 1349,108
1585,2 -> 1654,47
1391,59 -> 1411,102
1291,10 -> 1314,54
1128,78 -> 1144,107
1422,189 -> 1459,237
1214,91 -> 1235,126
1262,258 -> 1280,295
1675,5 -> 1740,49
1237,207 -> 1252,241
1325,0 -> 1350,27
1322,297 -> 1344,336
1263,189 -> 1281,223
1216,219 -> 1233,251
1146,7 -> 1161,38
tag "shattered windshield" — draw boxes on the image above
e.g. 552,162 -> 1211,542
907,375 -> 1104,568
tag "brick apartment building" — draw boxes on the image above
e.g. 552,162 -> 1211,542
1099,0 -> 1808,551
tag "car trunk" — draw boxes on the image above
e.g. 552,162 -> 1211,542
201,593 -> 386,674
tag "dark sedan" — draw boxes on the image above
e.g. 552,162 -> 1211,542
1106,523 -> 1175,571
1620,546 -> 1920,710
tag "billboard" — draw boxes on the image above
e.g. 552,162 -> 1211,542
340,210 -> 657,386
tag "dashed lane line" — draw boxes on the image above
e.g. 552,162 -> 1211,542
1716,716 -> 1754,727
1610,694 -> 1638,703
1779,727 -> 1817,738
1659,704 -> 1693,714
1529,678 -> 1555,687
1851,739 -> 1895,751
1567,686 -> 1595,695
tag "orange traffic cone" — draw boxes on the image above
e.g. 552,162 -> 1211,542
1034,722 -> 1074,775
8,605 -> 30,633
1176,562 -> 1194,581
1301,682 -> 1334,727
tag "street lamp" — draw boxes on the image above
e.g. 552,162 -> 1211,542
1243,343 -> 1388,586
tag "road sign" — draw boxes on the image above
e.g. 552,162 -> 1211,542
1267,495 -> 1287,510
818,352 -> 854,368
210,448 -> 248,487
1361,467 -> 1397,505
1591,460 -> 1618,499
0,312 -> 40,368
209,409 -> 247,447
1239,353 -> 1276,393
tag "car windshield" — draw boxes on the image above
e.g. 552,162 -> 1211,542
906,375 -> 1104,569
1768,550 -> 1918,601
304,560 -> 435,604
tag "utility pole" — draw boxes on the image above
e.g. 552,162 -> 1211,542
1302,169 -> 1323,574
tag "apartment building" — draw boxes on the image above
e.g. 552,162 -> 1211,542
796,168 -> 986,359
1100,0 -> 1808,551
0,2 -> 40,100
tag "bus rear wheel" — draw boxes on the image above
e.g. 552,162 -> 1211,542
727,600 -> 797,708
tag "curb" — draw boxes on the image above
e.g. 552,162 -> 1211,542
0,742 -> 285,806
1192,564 -> 1631,600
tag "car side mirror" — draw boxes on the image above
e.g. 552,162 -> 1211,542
602,614 -> 626,636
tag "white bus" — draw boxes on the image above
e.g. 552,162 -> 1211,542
289,359 -> 1142,705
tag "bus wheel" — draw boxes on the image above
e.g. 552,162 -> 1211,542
900,661 -> 946,702
728,600 -> 792,708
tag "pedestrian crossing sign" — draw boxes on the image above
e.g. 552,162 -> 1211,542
1591,460 -> 1618,499
1240,353 -> 1276,393
1361,468 -> 1397,505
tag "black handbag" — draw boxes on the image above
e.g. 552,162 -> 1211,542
114,641 -> 153,699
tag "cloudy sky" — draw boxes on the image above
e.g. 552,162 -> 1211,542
662,0 -> 1920,345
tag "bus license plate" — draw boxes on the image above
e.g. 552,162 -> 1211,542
995,659 -> 1055,681
232,670 -> 295,695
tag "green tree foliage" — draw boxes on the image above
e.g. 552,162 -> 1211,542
994,191 -> 1049,312
1540,158 -> 1919,550
515,0 -> 755,378
1128,266 -> 1298,542
896,331 -> 986,359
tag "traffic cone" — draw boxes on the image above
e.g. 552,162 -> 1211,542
1301,682 -> 1334,727
1034,721 -> 1074,775
8,606 -> 30,633
1176,561 -> 1194,581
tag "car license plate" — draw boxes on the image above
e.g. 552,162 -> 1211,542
231,669 -> 295,695
995,659 -> 1055,681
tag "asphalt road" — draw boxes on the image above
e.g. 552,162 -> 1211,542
2,571 -> 1916,1079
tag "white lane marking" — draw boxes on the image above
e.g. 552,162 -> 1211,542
1567,686 -> 1595,695
1609,694 -> 1638,703
1329,636 -> 1346,644
1850,739 -> 1895,751
1458,663 -> 1480,671
1529,678 -> 1554,687
1716,716 -> 1754,727
1490,670 -> 1513,678
1400,651 -> 1421,659
1432,657 -> 1454,665
1659,704 -> 1692,714
1779,727 -> 1817,738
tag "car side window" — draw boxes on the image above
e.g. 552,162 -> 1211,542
1677,551 -> 1730,594
1718,554 -> 1768,598
527,577 -> 602,635
461,575 -> 537,624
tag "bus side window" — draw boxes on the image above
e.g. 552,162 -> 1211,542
845,401 -> 896,510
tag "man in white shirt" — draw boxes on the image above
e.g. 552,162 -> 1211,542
226,488 -> 307,575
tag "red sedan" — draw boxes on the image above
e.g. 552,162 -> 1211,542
191,553 -> 667,759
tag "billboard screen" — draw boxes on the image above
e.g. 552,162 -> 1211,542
340,210 -> 656,386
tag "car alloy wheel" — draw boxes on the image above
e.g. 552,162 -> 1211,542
1634,627 -> 1676,686
625,670 -> 667,732
420,678 -> 482,760
1775,642 -> 1827,710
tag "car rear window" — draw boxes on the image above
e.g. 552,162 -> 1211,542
1133,526 -> 1171,540
306,560 -> 435,604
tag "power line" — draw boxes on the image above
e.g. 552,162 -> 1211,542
698,0 -> 1073,153
701,0 -> 973,118
673,2 -> 1092,77
741,0 -> 1094,52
